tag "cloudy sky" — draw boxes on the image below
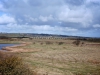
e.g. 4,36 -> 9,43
0,0 -> 100,37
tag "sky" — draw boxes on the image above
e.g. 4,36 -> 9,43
0,0 -> 100,37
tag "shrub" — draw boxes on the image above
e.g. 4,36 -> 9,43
45,41 -> 53,45
0,52 -> 34,75
73,40 -> 81,46
58,42 -> 64,45
33,42 -> 36,44
40,42 -> 43,45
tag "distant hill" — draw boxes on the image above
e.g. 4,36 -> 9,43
0,33 -> 100,40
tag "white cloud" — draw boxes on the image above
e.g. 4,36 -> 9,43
7,23 -> 22,28
0,14 -> 16,24
23,0 -> 28,3
0,23 -> 78,34
58,5 -> 93,27
32,25 -> 54,31
39,15 -> 54,22
24,15 -> 38,22
65,27 -> 78,32
0,0 -> 100,37
86,0 -> 100,3
0,3 -> 5,11
93,24 -> 100,28
31,25 -> 77,32
18,19 -> 23,22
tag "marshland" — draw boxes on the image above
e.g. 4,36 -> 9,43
0,34 -> 100,75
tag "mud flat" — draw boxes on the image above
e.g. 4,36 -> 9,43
1,42 -> 33,52
0,44 -> 19,50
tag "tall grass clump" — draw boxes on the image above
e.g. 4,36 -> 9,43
0,52 -> 36,75
45,41 -> 53,45
73,40 -> 81,46
58,42 -> 64,45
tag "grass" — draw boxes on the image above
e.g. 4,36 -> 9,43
0,39 -> 21,44
0,52 -> 35,75
1,38 -> 100,75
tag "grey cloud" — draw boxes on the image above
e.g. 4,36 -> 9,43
28,0 -> 42,6
64,0 -> 85,6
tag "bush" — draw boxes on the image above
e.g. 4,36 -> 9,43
58,42 -> 64,45
0,52 -> 34,75
45,41 -> 53,45
73,40 -> 81,46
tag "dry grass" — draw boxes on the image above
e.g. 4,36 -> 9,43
0,51 -> 36,75
1,39 -> 100,75
15,39 -> 100,75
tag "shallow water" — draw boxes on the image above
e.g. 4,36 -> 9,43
0,44 -> 18,50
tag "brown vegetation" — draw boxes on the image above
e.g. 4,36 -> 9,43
0,52 -> 37,75
0,38 -> 100,75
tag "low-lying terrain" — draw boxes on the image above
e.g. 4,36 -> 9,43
0,38 -> 100,75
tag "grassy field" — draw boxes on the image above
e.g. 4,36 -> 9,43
0,39 -> 100,75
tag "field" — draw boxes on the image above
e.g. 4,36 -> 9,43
0,38 -> 100,75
